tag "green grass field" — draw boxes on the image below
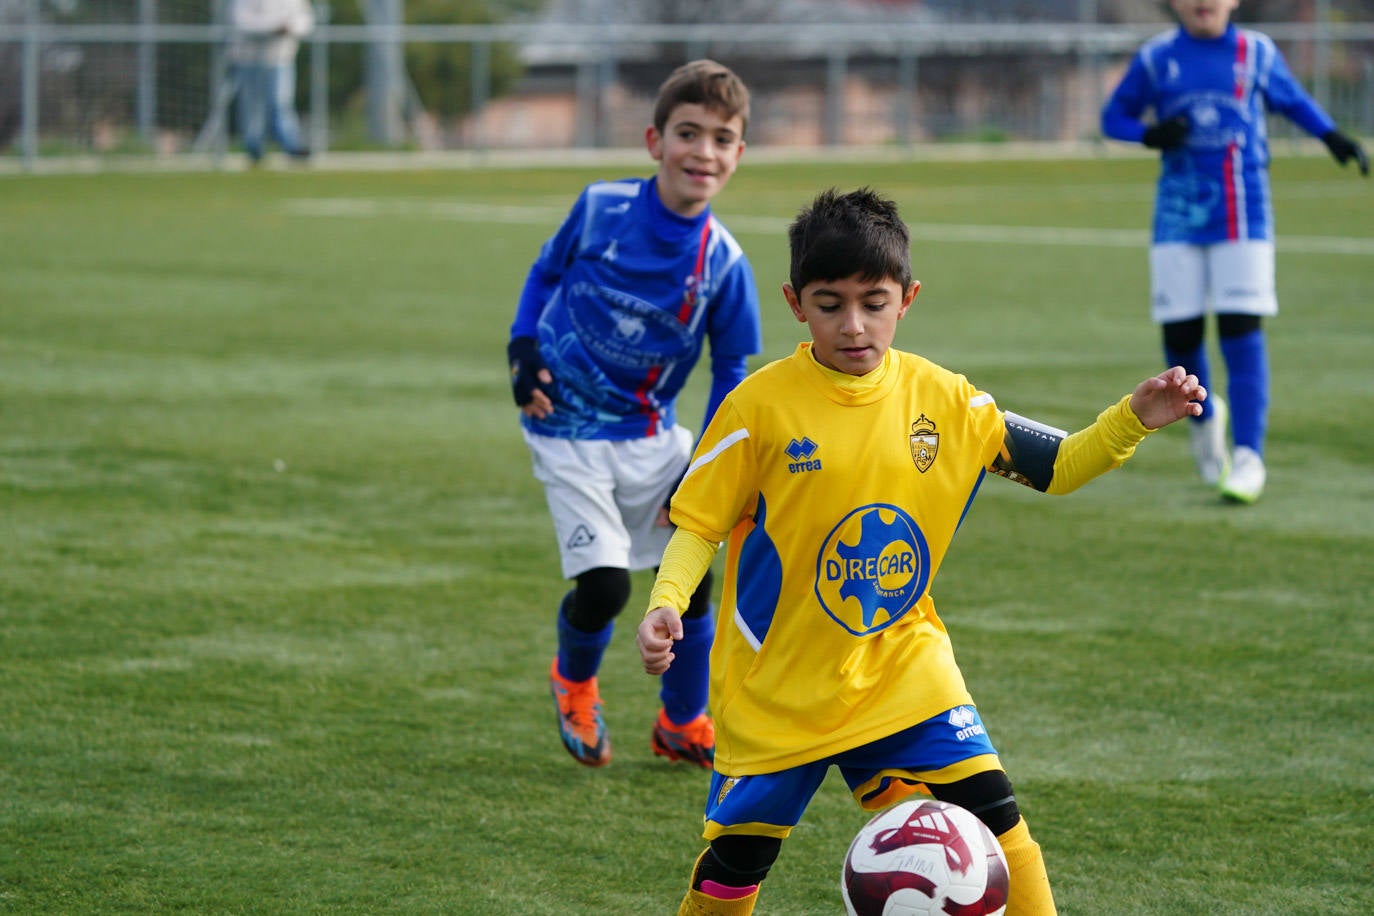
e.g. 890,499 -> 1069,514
2,153 -> 1371,914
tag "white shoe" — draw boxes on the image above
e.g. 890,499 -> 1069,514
1189,396 -> 1230,486
1220,446 -> 1266,503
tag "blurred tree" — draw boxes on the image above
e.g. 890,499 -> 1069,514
326,0 -> 541,125
404,0 -> 525,118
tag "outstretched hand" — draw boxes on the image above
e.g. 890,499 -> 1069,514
1129,366 -> 1206,430
637,607 -> 683,675
1322,130 -> 1370,177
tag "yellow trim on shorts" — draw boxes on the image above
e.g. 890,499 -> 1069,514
851,753 -> 1004,811
701,754 -> 1005,837
703,820 -> 794,841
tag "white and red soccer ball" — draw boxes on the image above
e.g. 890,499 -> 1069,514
841,798 -> 1009,916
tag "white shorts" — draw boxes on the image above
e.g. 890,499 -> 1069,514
1149,240 -> 1277,324
523,426 -> 695,579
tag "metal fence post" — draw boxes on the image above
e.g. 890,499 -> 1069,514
1364,59 -> 1373,136
137,0 -> 157,148
1314,0 -> 1331,113
210,0 -> 229,166
21,0 -> 39,168
470,39 -> 489,151
365,0 -> 405,146
897,45 -> 917,147
574,59 -> 596,148
825,49 -> 845,146
1080,0 -> 1102,144
311,1 -> 329,154
596,49 -> 615,148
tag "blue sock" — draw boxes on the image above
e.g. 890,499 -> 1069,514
660,610 -> 714,724
556,592 -> 612,683
1164,339 -> 1214,423
1219,329 -> 1268,454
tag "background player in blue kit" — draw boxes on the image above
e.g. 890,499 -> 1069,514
508,60 -> 762,769
1101,0 -> 1367,503
636,187 -> 1207,916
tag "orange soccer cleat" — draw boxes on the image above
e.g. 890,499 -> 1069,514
651,708 -> 715,769
548,657 -> 611,767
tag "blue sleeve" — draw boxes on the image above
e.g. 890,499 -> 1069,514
702,353 -> 748,433
1101,53 -> 1152,144
509,191 -> 588,341
701,253 -> 762,431
1260,42 -> 1336,138
705,256 -> 762,359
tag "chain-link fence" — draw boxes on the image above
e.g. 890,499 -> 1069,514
3,1 -> 1372,168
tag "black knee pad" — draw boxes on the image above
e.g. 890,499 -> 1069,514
927,770 -> 1022,838
1217,312 -> 1261,339
683,568 -> 715,620
566,567 -> 632,632
1162,316 -> 1206,353
694,835 -> 782,889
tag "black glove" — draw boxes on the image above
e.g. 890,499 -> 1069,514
1322,130 -> 1369,177
1142,115 -> 1190,151
507,336 -> 546,407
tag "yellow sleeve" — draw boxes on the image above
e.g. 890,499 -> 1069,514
645,527 -> 719,616
1046,394 -> 1154,495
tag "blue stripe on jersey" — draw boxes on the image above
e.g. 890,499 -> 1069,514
954,467 -> 987,534
734,493 -> 782,650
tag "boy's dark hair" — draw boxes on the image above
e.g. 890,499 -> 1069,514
653,59 -> 750,137
788,187 -> 912,293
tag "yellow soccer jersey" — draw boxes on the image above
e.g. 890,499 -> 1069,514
669,343 -> 1007,775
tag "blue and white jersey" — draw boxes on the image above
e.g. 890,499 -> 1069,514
511,177 -> 762,441
1102,24 -> 1335,245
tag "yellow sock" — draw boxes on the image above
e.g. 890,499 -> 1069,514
677,885 -> 759,916
997,816 -> 1057,916
676,851 -> 763,911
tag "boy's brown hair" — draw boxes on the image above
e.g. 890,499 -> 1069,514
652,59 -> 750,137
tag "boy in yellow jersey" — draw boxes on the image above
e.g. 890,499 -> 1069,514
636,187 -> 1207,916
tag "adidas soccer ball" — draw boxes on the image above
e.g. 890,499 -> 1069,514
841,798 -> 1009,916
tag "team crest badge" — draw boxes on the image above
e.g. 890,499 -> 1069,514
909,415 -> 938,473
716,777 -> 739,806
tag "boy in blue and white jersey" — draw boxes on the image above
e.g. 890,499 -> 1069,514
508,60 -> 762,770
1101,0 -> 1367,503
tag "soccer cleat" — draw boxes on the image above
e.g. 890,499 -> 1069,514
651,709 -> 715,769
548,658 -> 610,767
1189,395 -> 1230,487
1220,446 -> 1266,504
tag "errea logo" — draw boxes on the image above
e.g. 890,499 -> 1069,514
785,437 -> 822,474
948,706 -> 986,741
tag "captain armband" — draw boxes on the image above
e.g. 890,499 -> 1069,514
988,412 -> 1067,493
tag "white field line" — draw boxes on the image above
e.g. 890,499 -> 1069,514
281,198 -> 1374,256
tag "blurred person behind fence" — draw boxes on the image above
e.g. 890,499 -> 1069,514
230,0 -> 313,164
